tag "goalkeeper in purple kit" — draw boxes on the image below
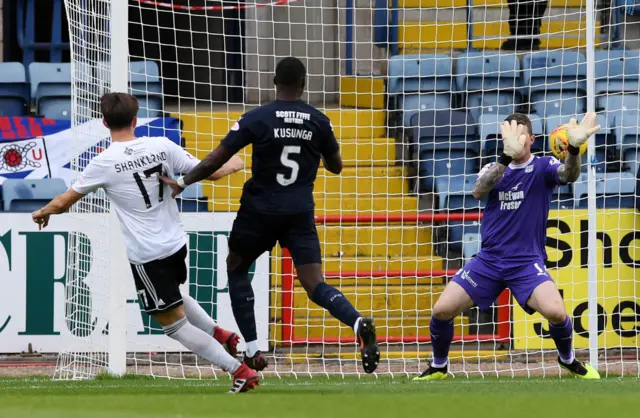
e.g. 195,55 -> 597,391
415,113 -> 601,381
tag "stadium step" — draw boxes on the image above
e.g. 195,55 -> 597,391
293,284 -> 445,316
207,167 -> 407,199
339,138 -> 396,167
184,138 -> 396,170
207,196 -> 419,214
317,196 -> 417,214
318,225 -> 433,257
323,255 -> 443,273
294,316 -> 469,339
339,76 -> 386,110
399,20 -> 599,51
178,109 -> 387,142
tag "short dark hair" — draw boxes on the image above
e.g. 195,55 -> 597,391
100,93 -> 139,130
274,57 -> 306,89
505,113 -> 533,136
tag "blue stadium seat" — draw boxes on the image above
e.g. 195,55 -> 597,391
29,62 -> 72,119
573,172 -> 636,208
129,61 -> 163,118
455,52 -> 521,123
0,63 -> 29,116
388,55 -> 453,126
479,113 -> 544,157
448,221 -> 481,253
462,232 -> 482,260
523,52 -> 586,119
388,54 -> 452,94
2,178 -> 67,212
410,110 -> 479,155
597,93 -> 640,115
419,150 -> 480,192
434,175 -> 482,211
594,50 -> 640,95
176,183 -> 209,212
552,184 -> 575,209
401,94 -> 451,126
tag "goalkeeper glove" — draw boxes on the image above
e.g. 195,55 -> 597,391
566,112 -> 601,155
499,119 -> 527,165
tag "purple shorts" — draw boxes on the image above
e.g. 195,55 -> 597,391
451,257 -> 553,314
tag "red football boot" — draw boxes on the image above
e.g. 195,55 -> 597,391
213,327 -> 240,357
229,362 -> 260,394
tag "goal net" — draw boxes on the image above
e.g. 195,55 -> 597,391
56,0 -> 640,379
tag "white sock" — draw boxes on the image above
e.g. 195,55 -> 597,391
182,294 -> 217,335
431,359 -> 448,368
353,317 -> 362,335
246,340 -> 260,357
164,317 -> 240,373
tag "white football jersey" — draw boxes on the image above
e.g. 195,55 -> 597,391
72,136 -> 199,264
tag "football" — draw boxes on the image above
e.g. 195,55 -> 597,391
550,126 -> 587,160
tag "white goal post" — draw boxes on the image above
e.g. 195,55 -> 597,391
55,0 -> 640,379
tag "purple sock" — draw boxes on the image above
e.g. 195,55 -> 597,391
430,317 -> 454,367
549,315 -> 574,363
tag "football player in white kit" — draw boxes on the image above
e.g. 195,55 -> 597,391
32,93 -> 260,393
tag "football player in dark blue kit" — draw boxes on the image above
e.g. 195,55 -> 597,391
162,57 -> 380,374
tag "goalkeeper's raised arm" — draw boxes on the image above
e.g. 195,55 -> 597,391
556,112 -> 601,184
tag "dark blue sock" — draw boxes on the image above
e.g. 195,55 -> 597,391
228,267 -> 257,343
430,317 -> 454,367
549,315 -> 574,363
311,282 -> 360,328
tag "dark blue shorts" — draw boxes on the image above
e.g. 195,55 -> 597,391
451,257 -> 554,314
228,206 -> 321,266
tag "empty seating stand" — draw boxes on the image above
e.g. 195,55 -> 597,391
523,51 -> 586,118
29,62 -> 72,119
595,50 -> 640,113
0,63 -> 30,116
412,110 -> 479,192
455,52 -> 520,123
129,61 -> 163,118
388,54 -> 453,126
2,178 -> 67,212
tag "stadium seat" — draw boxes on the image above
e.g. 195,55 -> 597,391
594,50 -> 640,95
479,114 -> 544,158
448,221 -> 481,253
2,178 -> 67,212
176,183 -> 209,212
552,184 -> 575,209
388,54 -> 452,94
388,55 -> 453,126
410,110 -> 479,155
455,52 -> 521,123
462,232 -> 482,261
129,61 -> 163,118
523,52 -> 586,119
434,175 -> 482,211
401,94 -> 451,126
419,150 -> 480,191
29,62 -> 72,119
0,62 -> 29,116
573,172 -> 636,208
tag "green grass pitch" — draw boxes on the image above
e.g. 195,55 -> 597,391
2,376 -> 640,418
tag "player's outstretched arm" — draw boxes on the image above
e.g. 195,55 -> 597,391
162,146 -> 234,197
472,163 -> 507,200
32,189 -> 84,230
208,155 -> 244,181
557,152 -> 581,184
557,112 -> 601,184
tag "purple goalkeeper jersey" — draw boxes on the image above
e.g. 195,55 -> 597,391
476,155 -> 565,269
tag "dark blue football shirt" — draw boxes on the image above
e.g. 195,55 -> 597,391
220,99 -> 339,214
